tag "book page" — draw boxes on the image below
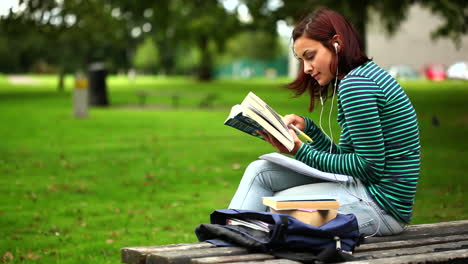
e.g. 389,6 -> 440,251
241,106 -> 295,151
242,92 -> 291,140
224,92 -> 294,151
226,218 -> 270,232
259,152 -> 350,182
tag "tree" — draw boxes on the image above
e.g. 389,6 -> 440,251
1,0 -> 131,90
182,0 -> 241,80
242,0 -> 468,51
0,16 -> 48,73
217,30 -> 287,65
133,37 -> 159,74
115,0 -> 241,80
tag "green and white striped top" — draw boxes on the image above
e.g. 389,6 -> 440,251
295,61 -> 421,223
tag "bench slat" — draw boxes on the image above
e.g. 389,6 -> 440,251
364,219 -> 468,243
146,247 -> 249,264
354,240 -> 468,260
121,220 -> 468,264
348,248 -> 468,264
191,253 -> 275,264
231,260 -> 302,264
121,242 -> 213,264
356,234 -> 468,252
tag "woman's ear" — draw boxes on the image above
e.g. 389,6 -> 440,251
331,34 -> 343,53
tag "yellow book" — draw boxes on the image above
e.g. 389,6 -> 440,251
262,195 -> 340,210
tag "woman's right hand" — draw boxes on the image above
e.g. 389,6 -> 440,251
283,114 -> 306,131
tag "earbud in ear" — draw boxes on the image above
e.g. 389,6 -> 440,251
333,42 -> 339,53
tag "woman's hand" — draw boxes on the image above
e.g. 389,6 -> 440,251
256,114 -> 307,155
257,128 -> 303,156
282,114 -> 306,131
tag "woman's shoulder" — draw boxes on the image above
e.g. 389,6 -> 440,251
338,62 -> 388,97
346,60 -> 384,77
341,61 -> 393,87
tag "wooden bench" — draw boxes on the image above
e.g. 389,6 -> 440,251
136,90 -> 219,109
121,219 -> 468,264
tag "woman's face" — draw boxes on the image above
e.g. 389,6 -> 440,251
293,36 -> 335,86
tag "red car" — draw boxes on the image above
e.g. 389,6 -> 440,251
424,63 -> 446,81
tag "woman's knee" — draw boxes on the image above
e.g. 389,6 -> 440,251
242,160 -> 274,181
241,160 -> 289,190
245,160 -> 273,173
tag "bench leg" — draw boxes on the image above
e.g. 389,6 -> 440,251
199,93 -> 218,108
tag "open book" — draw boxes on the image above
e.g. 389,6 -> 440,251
224,92 -> 294,151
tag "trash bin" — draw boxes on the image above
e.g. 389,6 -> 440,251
88,62 -> 109,106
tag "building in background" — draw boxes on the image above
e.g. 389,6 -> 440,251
215,57 -> 288,79
367,4 -> 468,75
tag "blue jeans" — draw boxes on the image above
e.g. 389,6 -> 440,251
229,160 -> 407,236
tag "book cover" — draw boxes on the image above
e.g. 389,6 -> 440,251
270,208 -> 338,227
224,92 -> 294,151
262,195 -> 340,210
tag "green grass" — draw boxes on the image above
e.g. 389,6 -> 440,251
0,74 -> 467,263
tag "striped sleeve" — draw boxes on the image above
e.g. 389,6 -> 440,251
301,116 -> 350,154
295,76 -> 386,183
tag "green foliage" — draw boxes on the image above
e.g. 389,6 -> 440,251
174,44 -> 202,75
114,0 -> 242,79
0,76 -> 467,262
420,0 -> 468,47
133,37 -> 159,73
1,0 -> 466,81
218,31 -> 288,65
0,0 -> 132,74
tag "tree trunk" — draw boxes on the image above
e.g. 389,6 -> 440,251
58,70 -> 65,92
353,1 -> 368,53
197,36 -> 213,81
157,40 -> 176,75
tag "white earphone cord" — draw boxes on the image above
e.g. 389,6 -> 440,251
323,43 -> 382,238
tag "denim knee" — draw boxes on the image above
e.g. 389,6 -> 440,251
242,160 -> 274,182
244,160 -> 273,175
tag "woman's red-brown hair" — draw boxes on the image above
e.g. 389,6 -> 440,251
287,8 -> 370,111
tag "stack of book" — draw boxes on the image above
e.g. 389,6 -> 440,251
262,195 -> 340,227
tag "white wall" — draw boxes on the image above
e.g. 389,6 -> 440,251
288,41 -> 299,79
366,4 -> 468,72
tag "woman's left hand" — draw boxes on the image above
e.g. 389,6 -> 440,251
257,129 -> 303,155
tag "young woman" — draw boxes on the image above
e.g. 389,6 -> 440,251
228,8 -> 421,236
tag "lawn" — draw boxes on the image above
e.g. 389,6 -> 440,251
0,74 -> 467,263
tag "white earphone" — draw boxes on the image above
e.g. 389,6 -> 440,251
333,42 -> 339,53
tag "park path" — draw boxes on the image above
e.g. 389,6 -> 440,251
7,75 -> 40,85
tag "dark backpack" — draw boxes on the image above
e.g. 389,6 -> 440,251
195,209 -> 361,263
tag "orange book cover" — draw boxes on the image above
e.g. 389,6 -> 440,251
262,195 -> 340,210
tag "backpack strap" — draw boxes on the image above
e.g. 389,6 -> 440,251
269,214 -> 289,246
